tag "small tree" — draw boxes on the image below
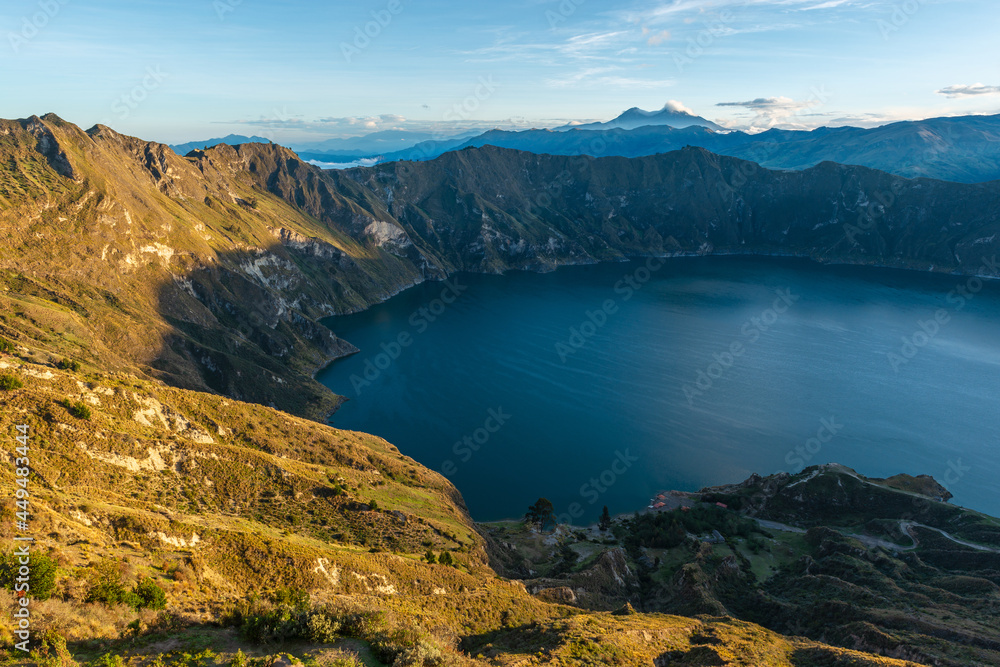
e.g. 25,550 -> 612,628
524,498 -> 556,531
132,577 -> 167,610
599,505 -> 612,531
423,549 -> 437,564
438,551 -> 456,567
85,559 -> 132,606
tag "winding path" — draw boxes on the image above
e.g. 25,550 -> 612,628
752,518 -> 1000,554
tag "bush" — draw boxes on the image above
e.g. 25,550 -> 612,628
89,655 -> 126,667
392,639 -> 443,667
0,337 -> 14,354
64,400 -> 92,420
313,650 -> 363,667
0,372 -> 23,390
30,629 -> 73,667
0,551 -> 58,600
86,560 -> 165,609
56,358 -> 80,371
133,576 -> 168,610
307,611 -> 342,643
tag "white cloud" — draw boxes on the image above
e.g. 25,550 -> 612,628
936,83 -> 1000,99
715,96 -> 825,130
546,66 -> 674,89
664,100 -> 695,114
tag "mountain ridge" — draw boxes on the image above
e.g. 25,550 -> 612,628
3,113 -> 1000,665
5,114 -> 1000,421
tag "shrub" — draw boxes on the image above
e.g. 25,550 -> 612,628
30,629 -> 73,667
0,372 -> 23,390
63,400 -> 92,420
133,576 -> 168,610
306,610 -> 342,643
89,654 -> 126,667
56,358 -> 80,371
0,337 -> 14,354
86,560 -> 127,602
392,639 -> 443,667
0,551 -> 58,600
312,650 -> 363,667
86,559 -> 164,609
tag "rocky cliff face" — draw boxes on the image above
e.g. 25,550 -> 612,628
4,115 -> 1000,419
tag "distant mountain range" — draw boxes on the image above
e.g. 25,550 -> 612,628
169,133 -> 271,155
349,113 -> 1000,184
553,105 -> 724,132
171,109 -> 1000,184
291,128 -> 482,156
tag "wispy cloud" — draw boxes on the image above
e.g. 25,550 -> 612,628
716,95 -> 825,130
223,114 -> 535,138
937,83 -> 1000,98
545,65 -> 674,89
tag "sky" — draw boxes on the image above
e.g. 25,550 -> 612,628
1,0 -> 998,145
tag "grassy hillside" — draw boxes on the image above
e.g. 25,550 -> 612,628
2,114 -> 998,665
0,350 -> 931,666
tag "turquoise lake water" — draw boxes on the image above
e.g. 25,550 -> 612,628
317,256 -> 1000,522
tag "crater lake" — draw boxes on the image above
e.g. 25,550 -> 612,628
317,256 -> 1000,522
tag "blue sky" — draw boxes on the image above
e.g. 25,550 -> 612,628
2,0 -> 998,144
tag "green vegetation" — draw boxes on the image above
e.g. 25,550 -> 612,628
84,559 -> 168,610
0,372 -> 23,390
0,550 -> 58,600
61,398 -> 92,419
598,505 -> 612,531
524,497 -> 555,530
56,357 -> 80,371
0,114 -> 996,667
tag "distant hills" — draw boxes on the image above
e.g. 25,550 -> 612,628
363,113 -> 1000,184
291,128 -> 482,157
169,133 -> 271,155
553,104 -> 724,132
169,108 -> 1000,184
